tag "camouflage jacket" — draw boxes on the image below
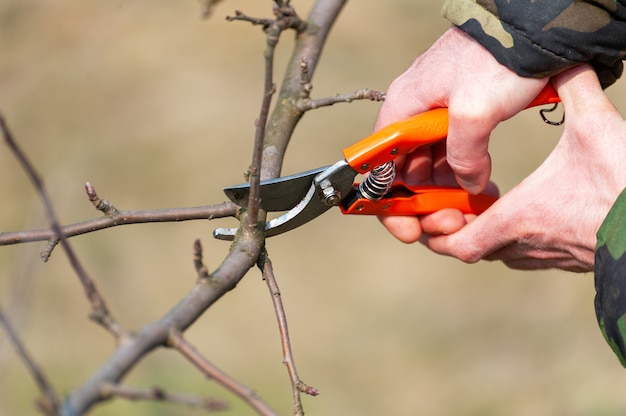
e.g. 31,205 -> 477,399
443,0 -> 626,365
442,0 -> 626,88
595,190 -> 626,366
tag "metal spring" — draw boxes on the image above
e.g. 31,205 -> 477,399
359,161 -> 396,201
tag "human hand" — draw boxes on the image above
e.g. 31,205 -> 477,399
420,64 -> 626,272
376,27 -> 548,243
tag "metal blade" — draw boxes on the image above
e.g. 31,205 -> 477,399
213,183 -> 327,240
223,166 -> 329,212
214,161 -> 357,240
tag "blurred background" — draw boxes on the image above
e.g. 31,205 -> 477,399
1,1 -> 626,415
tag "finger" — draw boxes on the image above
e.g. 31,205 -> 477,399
430,140 -> 457,187
420,209 -> 469,235
446,76 -> 548,194
399,146 -> 434,185
400,140 -> 458,187
378,215 -> 423,244
445,106 -> 494,194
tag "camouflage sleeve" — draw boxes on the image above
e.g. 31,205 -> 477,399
595,188 -> 626,366
442,0 -> 626,88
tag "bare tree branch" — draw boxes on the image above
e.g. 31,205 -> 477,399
258,251 -> 319,416
297,88 -> 386,111
3,2 -> 355,415
226,10 -> 273,29
0,114 -> 126,339
296,57 -> 385,110
242,15 -> 279,233
99,382 -> 228,412
0,203 -> 238,250
0,306 -> 60,416
227,4 -> 307,33
168,330 -> 277,416
62,4 -> 347,411
230,4 -> 307,234
261,0 -> 348,180
63,225 -> 263,414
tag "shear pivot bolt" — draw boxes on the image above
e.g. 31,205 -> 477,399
319,179 -> 341,206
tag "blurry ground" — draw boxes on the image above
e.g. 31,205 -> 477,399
1,1 -> 626,415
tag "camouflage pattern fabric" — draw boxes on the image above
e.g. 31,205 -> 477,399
442,0 -> 626,88
595,189 -> 626,366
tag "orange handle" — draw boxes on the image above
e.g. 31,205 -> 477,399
339,84 -> 559,216
342,84 -> 560,174
340,184 -> 498,216
527,83 -> 560,108
343,108 -> 449,174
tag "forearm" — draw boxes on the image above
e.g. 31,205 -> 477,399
442,0 -> 626,87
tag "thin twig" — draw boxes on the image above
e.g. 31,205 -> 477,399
99,382 -> 228,412
40,240 -> 59,262
168,330 -> 278,416
0,306 -> 60,416
243,10 -> 285,233
235,4 -> 306,232
0,203 -> 238,249
0,114 -> 127,339
193,239 -> 210,280
258,252 -> 319,416
297,88 -> 386,111
85,182 -> 119,217
200,0 -> 225,19
226,10 -> 273,28
227,5 -> 306,33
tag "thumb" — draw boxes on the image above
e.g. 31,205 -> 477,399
553,64 -> 617,118
421,199 -> 514,263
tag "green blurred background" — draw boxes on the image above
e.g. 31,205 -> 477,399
1,1 -> 626,415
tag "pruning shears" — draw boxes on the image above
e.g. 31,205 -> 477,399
213,85 -> 560,241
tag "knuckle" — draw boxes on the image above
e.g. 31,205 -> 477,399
457,250 -> 482,264
446,154 -> 477,175
446,152 -> 491,182
448,237 -> 483,263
